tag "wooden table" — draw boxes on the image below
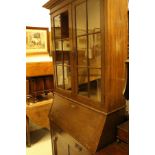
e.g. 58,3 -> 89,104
26,61 -> 54,102
26,61 -> 54,146
26,99 -> 53,146
26,61 -> 54,77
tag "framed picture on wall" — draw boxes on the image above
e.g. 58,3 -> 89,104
26,26 -> 49,55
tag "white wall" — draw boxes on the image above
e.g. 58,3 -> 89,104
26,0 -> 52,62
0,1 -> 52,155
26,0 -> 51,28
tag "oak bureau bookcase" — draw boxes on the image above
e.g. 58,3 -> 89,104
43,0 -> 128,154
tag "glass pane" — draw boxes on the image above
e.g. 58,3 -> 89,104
55,40 -> 62,51
54,15 -> 61,27
88,33 -> 101,67
78,67 -> 88,96
56,65 -> 64,88
76,2 -> 86,35
77,36 -> 87,66
64,51 -> 70,65
63,40 -> 70,51
89,69 -> 101,102
55,51 -> 63,64
54,15 -> 61,38
88,0 -> 100,33
54,27 -> 61,39
64,66 -> 71,90
61,11 -> 69,38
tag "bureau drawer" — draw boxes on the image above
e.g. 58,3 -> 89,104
51,123 -> 91,155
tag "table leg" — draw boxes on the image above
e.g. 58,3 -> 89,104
26,116 -> 31,147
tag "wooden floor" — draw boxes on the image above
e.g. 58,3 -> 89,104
96,142 -> 128,155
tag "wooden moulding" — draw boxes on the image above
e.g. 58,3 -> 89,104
43,0 -> 66,10
97,108 -> 126,151
26,61 -> 54,77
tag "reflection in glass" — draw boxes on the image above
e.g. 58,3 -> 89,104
78,67 -> 88,96
54,15 -> 61,27
63,40 -> 70,51
61,11 -> 69,38
54,27 -> 61,39
76,2 -> 86,35
64,66 -> 71,90
56,65 -> 63,88
77,36 -> 87,66
55,51 -> 63,64
54,11 -> 71,91
88,34 -> 101,67
64,51 -> 70,65
54,15 -> 61,38
89,69 -> 101,102
55,40 -> 62,51
88,0 -> 100,33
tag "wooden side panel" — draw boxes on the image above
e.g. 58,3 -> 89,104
44,76 -> 54,92
49,94 -> 106,153
26,61 -> 53,77
97,108 -> 126,150
104,0 -> 128,112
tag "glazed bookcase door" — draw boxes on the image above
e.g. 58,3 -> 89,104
73,0 -> 102,103
51,6 -> 73,94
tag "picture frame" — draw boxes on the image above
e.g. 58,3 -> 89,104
26,26 -> 49,55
